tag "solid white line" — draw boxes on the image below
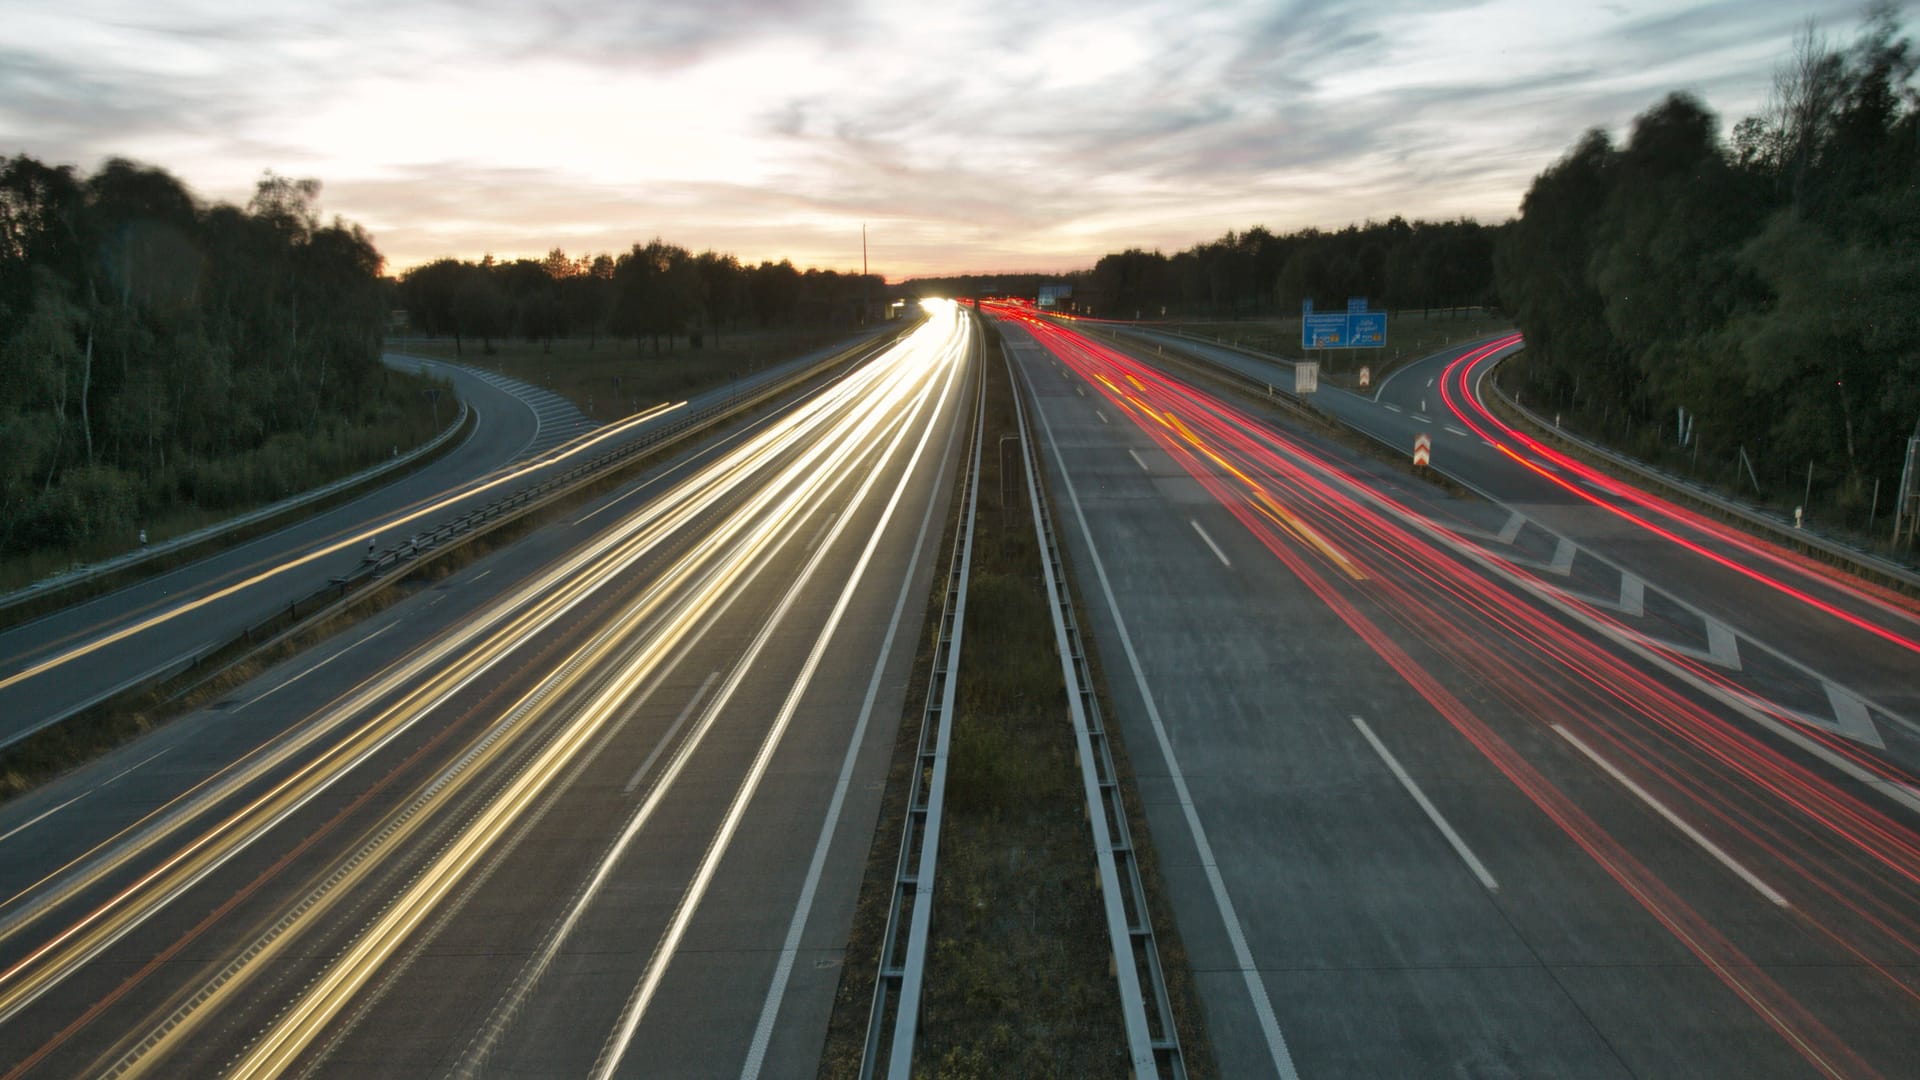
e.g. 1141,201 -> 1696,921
1096,409 -> 1109,424
623,672 -> 720,795
1191,520 -> 1232,569
1128,449 -> 1150,473
237,621 -> 398,710
593,333 -> 964,1080
1552,725 -> 1788,907
1350,717 -> 1498,891
0,793 -> 89,846
470,569 -> 492,583
740,381 -> 961,1079
1020,361 -> 1300,1080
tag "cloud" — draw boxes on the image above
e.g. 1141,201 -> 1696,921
3,0 -> 1901,278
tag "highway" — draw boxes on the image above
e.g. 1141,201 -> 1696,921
0,305 -> 974,1077
0,331 -> 887,748
1111,325 -> 1920,769
998,307 -> 1920,1078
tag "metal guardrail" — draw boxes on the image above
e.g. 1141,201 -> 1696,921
0,399 -> 472,617
1485,371 -> 1920,592
12,331 -> 905,749
1006,340 -> 1186,1078
859,326 -> 984,1078
248,329 -> 903,633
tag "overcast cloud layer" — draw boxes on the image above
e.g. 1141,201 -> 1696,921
1,0 -> 1901,277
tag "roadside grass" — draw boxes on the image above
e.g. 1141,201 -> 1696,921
393,327 -> 854,421
821,315 -> 1214,1077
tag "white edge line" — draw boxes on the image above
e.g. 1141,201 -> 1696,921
1190,520 -> 1232,569
1015,351 -> 1301,1080
1350,716 -> 1498,891
594,318 -> 964,1079
739,370 -> 961,1078
1552,724 -> 1788,908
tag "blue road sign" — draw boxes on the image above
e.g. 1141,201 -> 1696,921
1304,313 -> 1348,348
1350,311 -> 1386,347
1301,304 -> 1387,349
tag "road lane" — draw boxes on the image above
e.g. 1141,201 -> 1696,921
1000,308 -> 1920,1078
0,330 -> 894,749
0,307 -> 972,1078
1105,324 -> 1920,772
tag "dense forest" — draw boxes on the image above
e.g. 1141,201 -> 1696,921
902,219 -> 1500,320
0,158 -> 428,561
1497,8 -> 1918,519
1081,216 -> 1499,319
395,245 -> 885,356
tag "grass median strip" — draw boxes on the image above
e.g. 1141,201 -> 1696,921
823,315 -> 1211,1077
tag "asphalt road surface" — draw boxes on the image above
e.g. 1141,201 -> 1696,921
0,307 -> 971,1078
0,331 -> 889,748
1000,307 -> 1920,1079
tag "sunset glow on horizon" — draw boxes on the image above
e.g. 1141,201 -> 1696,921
1,0 -> 1889,279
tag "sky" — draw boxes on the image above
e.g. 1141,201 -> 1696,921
1,0 -> 1906,280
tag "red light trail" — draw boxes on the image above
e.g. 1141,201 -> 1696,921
993,304 -> 1920,1079
1438,339 -> 1920,656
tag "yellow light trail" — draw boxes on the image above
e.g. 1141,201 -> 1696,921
0,400 -> 689,696
0,303 -> 972,1078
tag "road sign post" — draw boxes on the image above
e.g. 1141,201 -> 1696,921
1896,434 -> 1920,546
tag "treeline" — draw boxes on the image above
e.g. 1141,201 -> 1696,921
902,220 -> 1499,321
1497,8 -> 1919,513
396,244 -> 885,356
903,272 -> 1061,301
0,157 -> 422,559
1082,217 -> 1499,319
